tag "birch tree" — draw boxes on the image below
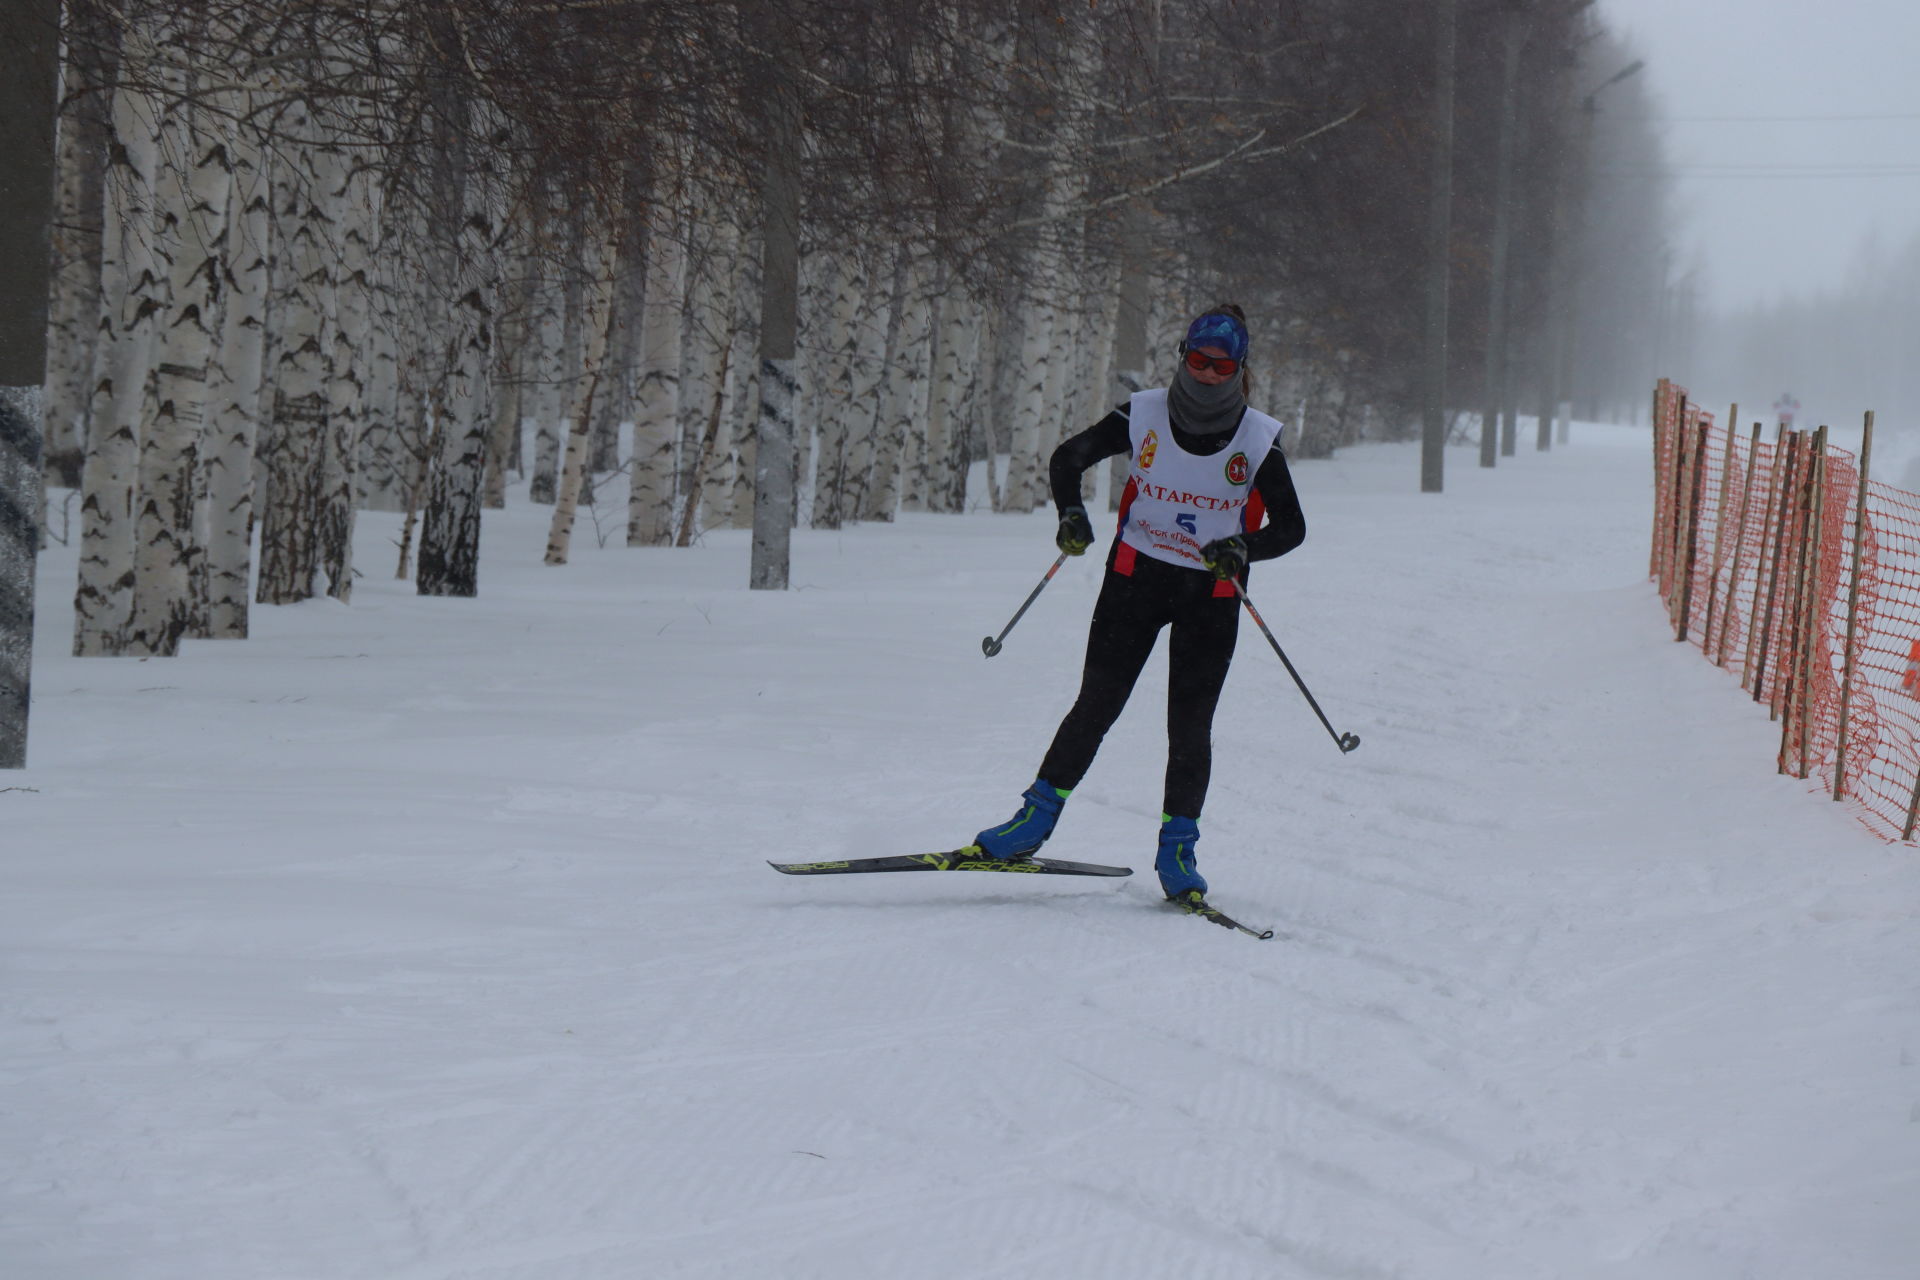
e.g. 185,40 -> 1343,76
416,95 -> 497,598
835,256 -> 890,523
522,208 -> 565,509
73,43 -> 162,654
627,176 -> 685,546
723,218 -> 763,529
675,200 -> 744,543
863,250 -> 933,522
1003,21 -> 1096,514
317,114 -> 383,603
41,30 -> 110,492
201,110 -> 269,639
130,64 -> 231,657
544,230 -> 615,564
255,93 -> 339,606
807,251 -> 858,529
548,228 -> 584,499
482,259 -> 528,509
357,202 -> 417,514
916,280 -> 976,513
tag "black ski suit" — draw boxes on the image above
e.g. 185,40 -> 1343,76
1035,402 -> 1306,818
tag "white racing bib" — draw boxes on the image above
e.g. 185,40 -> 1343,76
1116,390 -> 1284,575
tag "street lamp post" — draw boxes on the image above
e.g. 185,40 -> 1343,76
1479,8 -> 1524,469
1544,57 -> 1644,449
1420,0 -> 1458,493
0,0 -> 60,768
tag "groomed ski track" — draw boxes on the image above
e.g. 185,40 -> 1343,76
5,427 -> 1916,1279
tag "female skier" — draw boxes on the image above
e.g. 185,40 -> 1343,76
968,305 -> 1307,902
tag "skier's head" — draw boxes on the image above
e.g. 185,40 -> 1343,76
1170,304 -> 1251,434
1180,306 -> 1250,381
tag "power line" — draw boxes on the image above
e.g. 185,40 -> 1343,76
1604,165 -> 1920,179
1672,164 -> 1920,173
1620,112 -> 1920,123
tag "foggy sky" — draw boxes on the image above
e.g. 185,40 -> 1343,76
1599,0 -> 1920,312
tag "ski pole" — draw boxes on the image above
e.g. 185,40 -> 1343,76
982,553 -> 1069,657
1230,579 -> 1361,754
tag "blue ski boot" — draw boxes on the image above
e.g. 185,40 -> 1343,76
972,781 -> 1070,860
1155,815 -> 1208,900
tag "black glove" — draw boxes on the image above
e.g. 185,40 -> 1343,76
1200,534 -> 1248,581
1056,506 -> 1095,556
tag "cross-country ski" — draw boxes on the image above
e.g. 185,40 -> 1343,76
769,850 -> 1131,878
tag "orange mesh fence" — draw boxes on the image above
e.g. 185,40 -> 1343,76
1648,379 -> 1917,840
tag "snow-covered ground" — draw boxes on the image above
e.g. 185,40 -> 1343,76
5,426 -> 1917,1280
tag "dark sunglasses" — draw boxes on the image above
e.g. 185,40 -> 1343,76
1183,347 -> 1240,377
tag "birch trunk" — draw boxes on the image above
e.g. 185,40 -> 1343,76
318,125 -> 378,603
42,36 -> 109,491
688,210 -> 744,534
673,214 -> 726,531
72,56 -> 161,655
1036,258 -> 1083,506
940,293 -> 983,514
1015,27 -> 1095,512
201,115 -> 269,639
837,255 -> 889,524
545,234 -> 584,503
131,75 -> 231,657
911,274 -> 965,513
359,182 -> 424,514
415,101 -> 496,598
1005,261 -> 1060,514
1105,204 -> 1152,509
955,306 -> 990,510
864,252 -> 932,522
589,223 -> 637,477
627,180 -> 685,546
483,262 -> 527,510
255,102 -> 339,606
1080,246 -> 1122,505
711,314 -> 753,527
724,221 -> 762,529
545,233 -> 614,564
808,252 -> 860,529
386,230 -> 434,517
524,229 -> 564,507
358,242 -> 408,512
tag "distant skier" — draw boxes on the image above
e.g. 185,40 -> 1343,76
1773,392 -> 1800,429
966,305 -> 1308,903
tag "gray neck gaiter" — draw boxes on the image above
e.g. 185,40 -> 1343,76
1167,363 -> 1247,437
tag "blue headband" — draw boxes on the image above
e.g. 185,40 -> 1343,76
1184,313 -> 1249,363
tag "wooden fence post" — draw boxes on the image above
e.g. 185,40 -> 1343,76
1717,423 -> 1764,669
1649,378 -> 1671,580
1832,411 -> 1875,800
1777,427 -> 1822,768
1700,404 -> 1739,654
1667,394 -> 1694,605
1796,425 -> 1829,779
1754,430 -> 1801,708
1775,432 -> 1807,728
1677,419 -> 1711,642
1745,424 -> 1788,694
